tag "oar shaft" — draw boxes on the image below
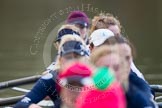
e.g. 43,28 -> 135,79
0,75 -> 41,89
0,95 -> 24,106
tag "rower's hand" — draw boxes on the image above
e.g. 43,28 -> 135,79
29,104 -> 42,108
42,70 -> 49,75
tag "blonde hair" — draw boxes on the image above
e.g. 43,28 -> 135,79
55,35 -> 87,69
51,25 -> 84,70
58,35 -> 85,51
90,13 -> 121,34
90,45 -> 119,65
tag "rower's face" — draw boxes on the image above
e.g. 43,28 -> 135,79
60,53 -> 82,68
118,44 -> 132,82
94,44 -> 131,83
95,53 -> 122,81
119,43 -> 132,67
108,25 -> 121,37
74,24 -> 89,40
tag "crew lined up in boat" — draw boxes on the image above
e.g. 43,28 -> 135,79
14,11 -> 90,108
46,11 -> 90,73
14,10 -> 158,108
14,35 -> 89,108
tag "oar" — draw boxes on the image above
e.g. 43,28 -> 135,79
155,96 -> 162,101
150,85 -> 162,93
0,75 -> 41,89
12,87 -> 30,93
0,95 -> 24,106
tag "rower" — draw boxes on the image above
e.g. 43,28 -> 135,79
14,35 -> 89,108
90,36 -> 158,108
46,10 -> 91,74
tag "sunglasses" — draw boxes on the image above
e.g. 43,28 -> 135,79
75,23 -> 88,29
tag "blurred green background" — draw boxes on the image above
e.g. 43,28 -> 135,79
0,0 -> 162,98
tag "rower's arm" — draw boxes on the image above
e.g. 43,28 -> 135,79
14,74 -> 56,108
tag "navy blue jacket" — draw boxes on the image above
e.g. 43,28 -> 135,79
126,71 -> 157,108
14,71 -> 61,108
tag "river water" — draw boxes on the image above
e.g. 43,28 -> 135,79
0,0 -> 162,104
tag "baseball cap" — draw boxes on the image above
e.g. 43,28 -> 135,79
59,62 -> 92,78
66,11 -> 89,27
60,40 -> 88,56
58,62 -> 92,87
90,29 -> 114,46
55,28 -> 80,42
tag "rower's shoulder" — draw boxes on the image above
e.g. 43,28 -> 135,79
41,70 -> 58,80
41,73 -> 53,80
